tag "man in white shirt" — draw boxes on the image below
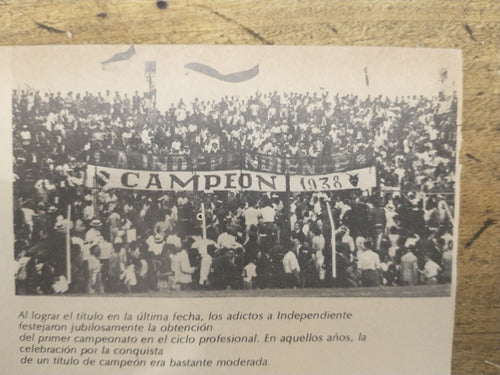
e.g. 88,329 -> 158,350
357,241 -> 381,287
83,201 -> 95,224
21,204 -> 35,240
97,236 -> 113,260
260,202 -> 275,224
420,255 -> 441,285
243,261 -> 257,289
146,233 -> 165,256
243,204 -> 260,236
282,244 -> 301,288
217,229 -> 241,250
191,231 -> 216,287
171,243 -> 196,290
85,219 -> 102,244
260,200 -> 278,240
97,235 -> 113,292
311,227 -> 326,281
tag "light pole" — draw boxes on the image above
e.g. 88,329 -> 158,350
145,61 -> 157,108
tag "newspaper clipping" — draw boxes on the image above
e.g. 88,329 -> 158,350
0,45 -> 461,375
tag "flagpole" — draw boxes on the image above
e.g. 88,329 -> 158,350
286,173 -> 292,232
326,201 -> 336,279
201,202 -> 207,240
66,204 -> 72,284
93,164 -> 98,217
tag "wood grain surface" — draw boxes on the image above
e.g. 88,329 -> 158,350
1,1 -> 499,374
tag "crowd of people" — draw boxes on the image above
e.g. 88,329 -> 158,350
13,88 -> 457,294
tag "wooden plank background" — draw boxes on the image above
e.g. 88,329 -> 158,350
1,0 -> 499,374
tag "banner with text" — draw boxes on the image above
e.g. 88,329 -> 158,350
86,166 -> 286,192
86,165 -> 376,192
289,166 -> 377,192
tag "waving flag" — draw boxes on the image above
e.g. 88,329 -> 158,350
185,63 -> 259,83
101,45 -> 136,66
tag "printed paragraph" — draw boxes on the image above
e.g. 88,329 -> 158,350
17,308 -> 365,369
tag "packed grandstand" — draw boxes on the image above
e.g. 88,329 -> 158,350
13,88 -> 457,294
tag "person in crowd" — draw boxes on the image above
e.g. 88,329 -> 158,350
209,248 -> 242,290
282,241 -> 301,288
243,201 -> 260,237
15,246 -> 30,294
154,210 -> 174,239
243,258 -> 257,289
25,251 -> 41,294
440,241 -> 453,283
97,235 -> 112,291
190,228 -> 215,288
259,199 -> 277,239
380,254 -> 397,286
147,232 -> 165,257
357,240 -> 381,287
172,240 -> 197,290
69,243 -> 87,293
122,258 -> 137,292
255,245 -> 273,289
243,225 -> 259,264
295,241 -> 317,287
107,242 -> 123,293
269,244 -> 286,288
399,246 -> 419,286
311,226 -> 326,282
86,219 -> 102,244
88,244 -> 104,294
39,254 -> 55,295
420,254 -> 442,285
166,226 -> 182,251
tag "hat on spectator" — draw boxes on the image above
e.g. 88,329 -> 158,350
48,206 -> 57,213
90,219 -> 102,227
54,216 -> 65,231
385,200 -> 396,211
154,233 -> 164,244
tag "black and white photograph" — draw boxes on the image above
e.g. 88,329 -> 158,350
11,45 -> 460,297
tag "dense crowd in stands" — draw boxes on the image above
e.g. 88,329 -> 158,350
13,88 -> 456,294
